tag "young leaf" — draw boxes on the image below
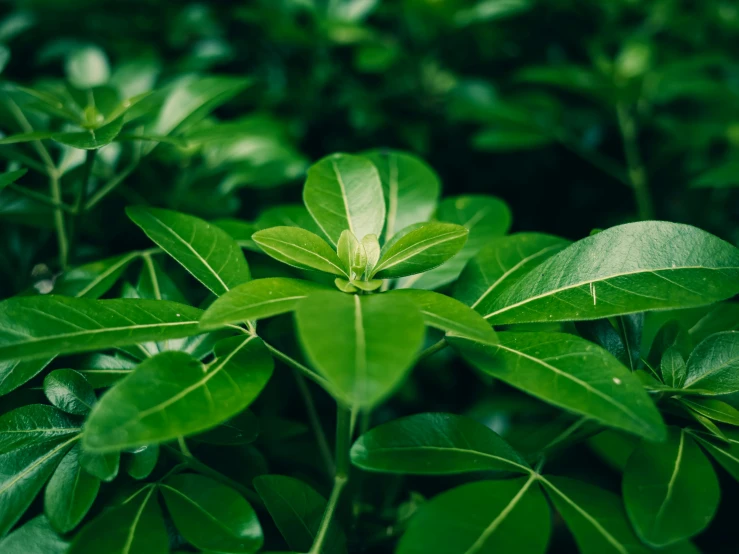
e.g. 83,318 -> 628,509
0,515 -> 69,554
372,222 -> 468,279
83,335 -> 273,452
295,291 -> 425,409
452,332 -> 666,440
350,413 -> 530,474
126,445 -> 159,480
337,230 -> 366,276
362,234 -> 381,275
661,347 -> 687,388
484,222 -> 739,325
303,153 -> 385,246
648,320 -> 693,367
127,206 -> 250,296
68,486 -> 168,554
161,473 -> 263,552
51,252 -> 138,299
362,149 -> 440,240
44,369 -> 96,415
399,194 -> 512,290
454,233 -> 570,313
541,476 -> 650,554
397,476 -> 549,554
0,357 -> 54,397
52,117 -> 124,150
44,445 -> 100,533
201,277 -> 331,329
684,331 -> 739,394
388,289 -> 497,344
0,296 -> 203,362
252,226 -> 348,276
623,427 -> 719,546
254,475 -> 347,554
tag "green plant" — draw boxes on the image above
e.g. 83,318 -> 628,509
1,141 -> 739,553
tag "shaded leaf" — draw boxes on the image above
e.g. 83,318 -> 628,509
44,445 -> 100,533
127,445 -> 159,480
44,369 -> 96,415
52,252 -> 138,299
0,515 -> 69,554
684,331 -> 739,395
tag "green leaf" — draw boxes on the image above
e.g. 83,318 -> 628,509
692,429 -> 739,483
692,160 -> 739,188
295,291 -> 425,409
0,357 -> 54,397
303,153 -> 385,246
214,218 -> 260,252
0,405 -> 80,453
350,413 -> 529,474
0,516 -> 69,554
44,370 -> 96,415
397,476 -> 548,554
51,252 -> 138,299
452,332 -> 666,440
193,410 -> 259,445
68,486 -> 168,554
83,335 -> 273,452
0,296 -> 203,362
688,303 -> 739,344
484,222 -> 739,325
337,230 -> 366,276
680,397 -> 739,425
126,445 -> 159,480
44,445 -> 100,533
161,473 -> 263,552
372,222 -> 468,279
201,278 -> 331,329
684,331 -> 739,395
257,204 -> 325,236
66,46 -> 110,88
473,128 -> 553,151
388,289 -> 497,344
661,347 -> 687,388
541,476 -> 649,554
0,405 -> 80,535
623,427 -> 719,546
79,449 -> 120,481
0,168 -> 27,191
454,233 -> 571,313
254,475 -> 347,554
362,149 -> 440,240
127,206 -> 250,296
399,195 -> 512,290
252,226 -> 347,276
52,117 -> 124,150
136,255 -> 187,303
648,320 -> 693,367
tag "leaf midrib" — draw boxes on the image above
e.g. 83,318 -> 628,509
258,236 -> 346,276
356,445 -> 530,473
375,229 -> 464,273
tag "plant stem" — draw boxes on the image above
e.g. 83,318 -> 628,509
616,102 -> 654,220
67,149 -> 95,264
293,369 -> 335,476
262,340 -> 331,389
5,183 -> 76,213
49,172 -> 69,269
85,134 -> 142,209
417,338 -> 448,361
163,444 -> 263,508
308,405 -> 352,554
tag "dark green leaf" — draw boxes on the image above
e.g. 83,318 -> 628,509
214,218 -> 260,252
68,486 -> 168,554
399,195 -> 512,290
303,153 -> 385,246
680,397 -> 739,425
693,429 -> 739,483
127,445 -> 159,480
453,332 -> 666,440
127,206 -> 250,296
201,278 -> 331,329
454,233 -> 570,312
0,357 -> 54,396
661,347 -> 687,388
83,335 -> 273,452
161,473 -> 263,552
0,168 -> 28,191
362,149 -> 440,240
484,222 -> 739,325
623,427 -> 719,546
193,409 -> 259,445
388,289 -> 497,344
692,161 -> 739,188
0,515 -> 69,554
254,475 -> 347,554
295,291 -> 425,409
373,222 -> 468,279
52,117 -> 124,150
252,226 -> 348,276
51,252 -> 138,299
350,413 -> 530,474
684,331 -> 739,395
0,405 -> 80,453
0,296 -> 203,362
44,369 -> 96,415
397,476 -> 549,554
79,449 -> 120,481
44,445 -> 100,533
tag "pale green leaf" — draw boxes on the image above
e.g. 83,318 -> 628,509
252,226 -> 347,276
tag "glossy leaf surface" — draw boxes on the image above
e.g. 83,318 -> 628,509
252,226 -> 347,276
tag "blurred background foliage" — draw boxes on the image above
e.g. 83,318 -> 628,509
2,0 -> 739,296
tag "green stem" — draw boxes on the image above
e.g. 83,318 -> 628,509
294,369 -> 335,476
5,183 -> 76,213
49,172 -> 69,269
262,340 -> 331,390
308,406 -> 352,554
417,338 -> 448,361
85,134 -> 142,210
616,102 -> 654,220
67,149 -> 96,264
